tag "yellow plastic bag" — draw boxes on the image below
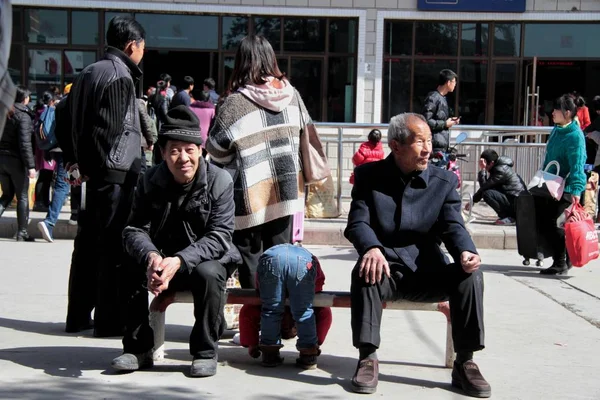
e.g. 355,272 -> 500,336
305,175 -> 341,219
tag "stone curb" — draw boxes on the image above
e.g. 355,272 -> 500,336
1,215 -> 516,250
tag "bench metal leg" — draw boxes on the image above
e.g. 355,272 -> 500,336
149,310 -> 166,361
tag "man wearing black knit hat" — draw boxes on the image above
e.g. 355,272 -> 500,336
112,106 -> 239,378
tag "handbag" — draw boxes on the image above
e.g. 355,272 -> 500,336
296,93 -> 331,184
527,160 -> 568,201
564,203 -> 599,267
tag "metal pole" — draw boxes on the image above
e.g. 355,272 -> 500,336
530,56 -> 538,126
535,85 -> 541,141
524,86 -> 530,127
337,126 -> 344,216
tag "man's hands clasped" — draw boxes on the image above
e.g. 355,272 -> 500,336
359,247 -> 390,284
146,252 -> 181,296
461,251 -> 481,273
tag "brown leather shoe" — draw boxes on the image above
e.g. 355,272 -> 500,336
351,359 -> 378,394
451,360 -> 491,398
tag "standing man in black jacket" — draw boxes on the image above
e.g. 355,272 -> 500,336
61,16 -> 146,337
112,106 -> 238,378
468,149 -> 526,225
347,113 -> 490,398
422,69 -> 460,153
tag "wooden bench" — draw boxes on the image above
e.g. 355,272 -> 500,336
149,288 -> 455,368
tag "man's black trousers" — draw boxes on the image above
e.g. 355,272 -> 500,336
121,260 -> 233,360
351,260 -> 485,353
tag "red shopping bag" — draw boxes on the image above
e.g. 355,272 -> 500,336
564,203 -> 599,267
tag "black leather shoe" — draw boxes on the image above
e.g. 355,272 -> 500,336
190,357 -> 217,377
351,358 -> 379,394
451,360 -> 491,398
65,319 -> 94,333
111,352 -> 153,371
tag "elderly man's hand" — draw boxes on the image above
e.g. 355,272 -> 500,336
460,251 -> 481,273
360,247 -> 390,284
146,252 -> 165,296
152,257 -> 181,294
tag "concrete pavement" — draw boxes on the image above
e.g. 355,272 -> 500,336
0,240 -> 600,399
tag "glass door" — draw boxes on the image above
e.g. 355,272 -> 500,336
522,58 -> 540,126
489,61 -> 519,126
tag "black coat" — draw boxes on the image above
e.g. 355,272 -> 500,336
123,159 -> 240,274
0,103 -> 35,169
474,156 -> 526,203
345,155 -> 477,271
422,90 -> 450,151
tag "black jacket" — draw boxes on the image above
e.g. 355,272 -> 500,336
149,93 -> 169,133
123,159 -> 239,274
474,156 -> 526,203
422,90 -> 450,151
345,156 -> 477,271
0,103 -> 35,169
65,46 -> 143,184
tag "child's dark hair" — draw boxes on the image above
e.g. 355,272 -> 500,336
368,129 -> 382,144
554,94 -> 577,119
575,96 -> 586,108
480,149 -> 499,165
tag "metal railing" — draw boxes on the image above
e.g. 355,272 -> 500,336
313,123 -> 552,215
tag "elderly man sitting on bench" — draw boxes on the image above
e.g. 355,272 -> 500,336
346,113 -> 490,398
112,106 -> 239,378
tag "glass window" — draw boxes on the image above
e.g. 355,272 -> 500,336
9,46 -> 22,85
461,23 -> 489,57
524,23 -> 600,58
28,49 -> 62,96
12,7 -> 23,42
328,57 -> 355,122
384,21 -> 412,56
64,51 -> 96,84
291,59 -> 323,120
415,22 -> 458,56
459,61 -> 488,125
255,17 -> 281,51
412,59 -> 457,114
329,19 -> 357,54
494,23 -> 521,56
26,9 -> 67,44
222,16 -> 248,50
382,59 -> 411,122
72,11 -> 99,45
134,14 -> 219,49
284,18 -> 325,52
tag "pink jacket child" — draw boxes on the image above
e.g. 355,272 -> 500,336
190,92 -> 216,144
349,129 -> 385,184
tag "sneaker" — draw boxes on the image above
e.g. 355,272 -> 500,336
68,214 -> 78,226
494,217 -> 515,226
37,221 -> 54,243
111,351 -> 154,371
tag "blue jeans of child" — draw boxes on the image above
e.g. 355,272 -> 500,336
44,152 -> 70,227
258,244 -> 317,349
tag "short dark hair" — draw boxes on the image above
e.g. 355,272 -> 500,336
368,129 -> 382,145
554,94 -> 577,119
576,96 -> 586,108
480,149 -> 499,165
438,69 -> 457,86
106,16 -> 145,51
37,91 -> 57,109
199,91 -> 210,103
228,35 -> 284,93
15,85 -> 31,104
183,76 -> 195,90
593,95 -> 600,111
160,73 -> 172,83
203,77 -> 215,90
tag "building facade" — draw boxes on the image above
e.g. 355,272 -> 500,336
9,0 -> 600,125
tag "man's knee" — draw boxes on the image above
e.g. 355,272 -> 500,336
191,260 -> 227,285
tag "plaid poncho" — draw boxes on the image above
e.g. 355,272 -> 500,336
206,91 -> 306,230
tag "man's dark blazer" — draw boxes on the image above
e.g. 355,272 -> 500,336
344,155 -> 477,271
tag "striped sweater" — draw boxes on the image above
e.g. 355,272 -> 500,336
206,87 -> 306,230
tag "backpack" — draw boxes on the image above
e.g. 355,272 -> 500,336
35,106 -> 58,151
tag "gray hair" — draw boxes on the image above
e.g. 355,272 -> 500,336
388,113 -> 426,146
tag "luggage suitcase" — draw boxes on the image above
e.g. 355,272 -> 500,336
515,192 -> 554,266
